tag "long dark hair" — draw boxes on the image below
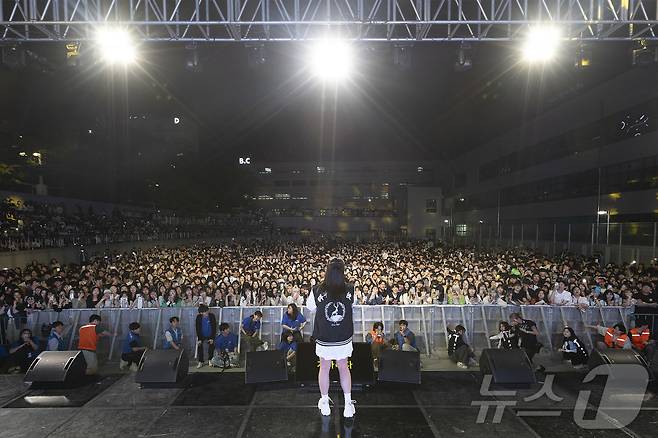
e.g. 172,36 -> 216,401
563,326 -> 577,340
321,258 -> 347,299
287,303 -> 299,320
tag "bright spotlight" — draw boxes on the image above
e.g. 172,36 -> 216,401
522,26 -> 560,63
309,39 -> 353,81
96,28 -> 137,64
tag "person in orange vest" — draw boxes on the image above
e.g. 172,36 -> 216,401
78,314 -> 114,375
586,323 -> 631,351
630,323 -> 656,363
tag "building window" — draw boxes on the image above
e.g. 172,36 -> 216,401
316,166 -> 326,174
456,224 -> 468,236
425,228 -> 437,240
425,199 -> 437,213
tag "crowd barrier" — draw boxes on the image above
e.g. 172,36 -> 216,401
6,305 -> 635,361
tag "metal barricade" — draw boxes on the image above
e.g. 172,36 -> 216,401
11,305 -> 635,358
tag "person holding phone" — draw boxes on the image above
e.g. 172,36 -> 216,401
8,329 -> 40,373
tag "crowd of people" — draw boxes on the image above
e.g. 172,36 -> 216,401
0,197 -> 273,251
0,241 -> 655,319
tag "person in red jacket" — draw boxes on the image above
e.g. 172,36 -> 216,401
78,314 -> 114,375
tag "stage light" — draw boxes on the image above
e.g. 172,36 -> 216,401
96,28 -> 136,64
522,26 -> 560,63
393,44 -> 412,71
574,44 -> 591,69
454,43 -> 472,72
309,39 -> 353,81
185,44 -> 201,72
247,43 -> 266,68
597,210 -> 608,215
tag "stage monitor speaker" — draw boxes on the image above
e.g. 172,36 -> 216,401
295,342 -> 375,385
479,349 -> 536,385
589,349 -> 650,373
24,351 -> 87,388
377,349 -> 421,384
135,349 -> 189,385
245,350 -> 288,384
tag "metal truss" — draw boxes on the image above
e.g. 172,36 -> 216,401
1,0 -> 657,42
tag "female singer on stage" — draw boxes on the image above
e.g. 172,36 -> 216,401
306,258 -> 356,418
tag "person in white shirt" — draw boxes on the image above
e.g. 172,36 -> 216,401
551,281 -> 573,306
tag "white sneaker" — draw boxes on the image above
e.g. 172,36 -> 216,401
119,360 -> 129,370
318,397 -> 332,416
343,400 -> 356,418
196,362 -> 204,369
456,362 -> 468,369
262,342 -> 269,351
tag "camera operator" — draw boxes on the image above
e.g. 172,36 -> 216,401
8,329 -> 40,373
210,323 -> 239,368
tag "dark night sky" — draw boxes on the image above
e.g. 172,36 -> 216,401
0,41 -> 638,207
1,42 -> 635,160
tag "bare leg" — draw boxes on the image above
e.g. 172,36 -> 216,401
319,358 -> 331,396
336,358 -> 351,395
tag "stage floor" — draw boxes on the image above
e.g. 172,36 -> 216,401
1,369 -> 657,438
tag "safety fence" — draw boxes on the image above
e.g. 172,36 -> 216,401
5,305 -> 634,361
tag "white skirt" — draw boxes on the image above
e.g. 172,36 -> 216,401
315,341 -> 353,361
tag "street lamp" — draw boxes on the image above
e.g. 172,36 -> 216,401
597,210 -> 610,245
32,152 -> 42,166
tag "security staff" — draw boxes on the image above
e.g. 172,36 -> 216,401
163,316 -> 183,350
630,323 -> 656,363
78,314 -> 114,375
47,321 -> 66,351
120,322 -> 147,371
586,323 -> 631,350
